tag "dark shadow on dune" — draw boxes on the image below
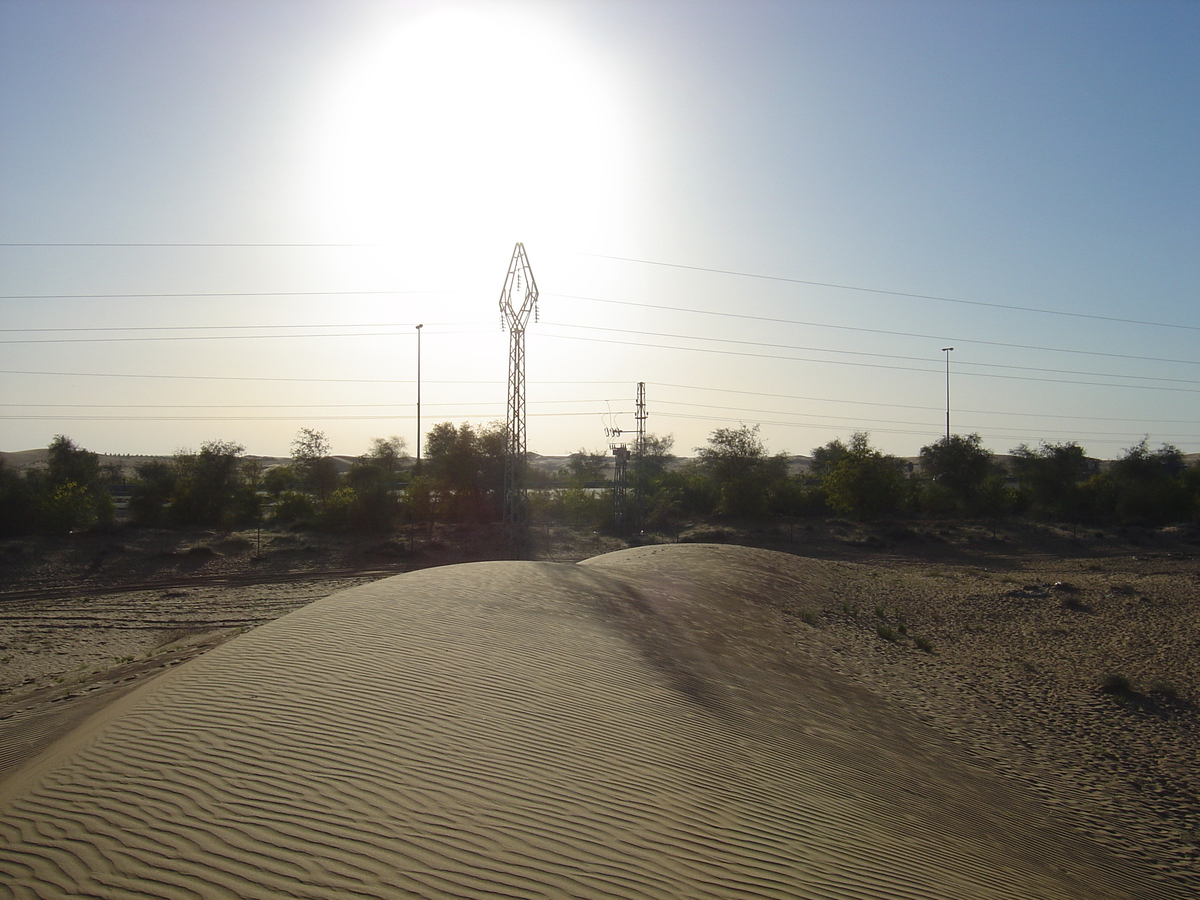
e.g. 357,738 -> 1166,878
564,568 -> 739,722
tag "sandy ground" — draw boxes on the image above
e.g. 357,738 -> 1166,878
0,524 -> 621,779
0,522 -> 1197,896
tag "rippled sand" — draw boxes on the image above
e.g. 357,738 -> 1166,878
0,545 -> 1188,898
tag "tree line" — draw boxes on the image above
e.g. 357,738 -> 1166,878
3,425 -> 1199,538
638,426 -> 1200,529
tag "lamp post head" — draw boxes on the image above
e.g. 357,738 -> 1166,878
942,346 -> 953,353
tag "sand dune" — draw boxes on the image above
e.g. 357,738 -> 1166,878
0,544 -> 1187,898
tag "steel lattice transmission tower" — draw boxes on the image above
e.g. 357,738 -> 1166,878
498,243 -> 538,557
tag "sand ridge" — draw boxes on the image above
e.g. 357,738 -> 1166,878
0,544 -> 1190,898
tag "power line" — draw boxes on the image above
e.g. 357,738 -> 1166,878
555,293 -> 1200,369
650,399 -> 942,431
542,321 -> 1200,388
538,332 -> 1200,395
8,314 -> 1200,397
10,308 -> 1194,390
1,406 -> 421,413
649,398 -> 1193,440
2,390 -> 1183,449
5,384 -> 1187,429
575,252 -> 1200,333
0,370 -> 625,387
0,289 -> 467,301
9,290 -> 1200,376
647,381 -> 1199,425
3,242 -> 1195,449
8,243 -> 1196,332
0,411 -> 612,422
649,410 -> 1200,447
0,370 -> 456,384
0,328 -> 495,345
2,322 -> 436,333
9,285 -> 1196,370
0,242 -> 378,248
0,398 -> 625,411
647,410 -> 961,441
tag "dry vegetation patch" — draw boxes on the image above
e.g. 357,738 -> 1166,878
782,550 -> 1200,881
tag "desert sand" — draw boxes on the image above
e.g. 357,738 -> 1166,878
0,542 -> 1195,898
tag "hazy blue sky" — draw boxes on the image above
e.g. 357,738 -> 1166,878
2,0 -> 1198,460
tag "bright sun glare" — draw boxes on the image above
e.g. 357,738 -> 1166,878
310,5 -> 634,286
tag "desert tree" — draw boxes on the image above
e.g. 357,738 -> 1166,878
559,449 -> 609,487
918,433 -> 1006,515
347,436 -> 408,491
693,425 -> 788,517
632,433 -> 679,526
635,433 -> 675,483
365,436 -> 408,477
169,440 -> 259,527
546,449 -> 610,527
332,436 -> 410,532
262,463 -> 296,498
0,459 -> 36,536
1182,459 -> 1200,521
271,490 -> 317,527
809,437 -> 852,479
816,432 -> 908,519
128,459 -> 177,526
344,436 -> 408,497
423,422 -> 506,522
292,428 -> 338,503
45,435 -> 103,490
1104,439 -> 1189,525
36,436 -> 114,532
1010,441 -> 1092,522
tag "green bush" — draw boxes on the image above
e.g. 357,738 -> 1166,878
818,433 -> 908,520
1107,440 -> 1190,525
315,485 -> 401,532
1010,441 -> 1092,522
32,436 -> 114,533
129,460 -> 175,527
272,490 -> 316,526
918,433 -> 1006,516
167,441 -> 259,527
0,461 -> 37,536
552,487 -> 609,527
319,486 -> 358,531
41,480 -> 104,534
693,425 -> 789,517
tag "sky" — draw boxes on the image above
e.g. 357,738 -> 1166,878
2,0 -> 1198,462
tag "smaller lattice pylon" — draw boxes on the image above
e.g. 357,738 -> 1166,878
632,382 -> 647,532
611,442 -> 629,534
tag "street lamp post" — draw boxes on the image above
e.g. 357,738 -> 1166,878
416,324 -> 423,466
941,347 -> 954,440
